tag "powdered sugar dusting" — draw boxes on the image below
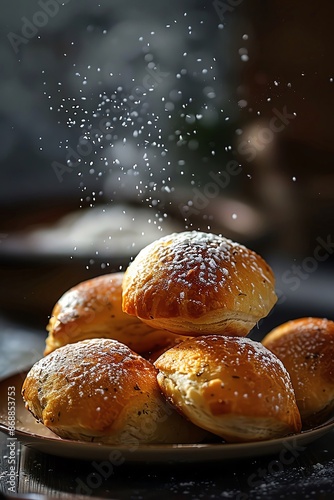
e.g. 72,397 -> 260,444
28,338 -> 151,399
194,335 -> 297,402
156,231 -> 248,288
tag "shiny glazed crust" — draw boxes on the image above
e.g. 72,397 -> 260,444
262,317 -> 334,426
122,231 -> 277,335
154,335 -> 302,442
22,339 -> 208,444
45,272 -> 186,355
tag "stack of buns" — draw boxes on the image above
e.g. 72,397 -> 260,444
21,230 -> 333,444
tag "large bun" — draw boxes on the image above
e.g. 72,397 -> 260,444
154,335 -> 302,442
262,317 -> 334,427
22,338 -> 208,445
122,231 -> 277,336
45,272 -> 185,355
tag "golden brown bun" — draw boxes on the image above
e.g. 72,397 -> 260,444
122,231 -> 277,336
262,317 -> 334,427
45,272 -> 186,355
154,335 -> 302,442
22,338 -> 208,445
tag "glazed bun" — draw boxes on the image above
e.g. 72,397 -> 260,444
154,335 -> 302,442
122,231 -> 277,336
45,272 -> 185,356
22,338 -> 208,444
262,317 -> 334,427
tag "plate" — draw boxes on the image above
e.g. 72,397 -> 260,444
1,371 -> 334,463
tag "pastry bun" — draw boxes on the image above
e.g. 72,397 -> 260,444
262,317 -> 334,427
45,272 -> 185,355
122,231 -> 277,336
22,338 -> 208,445
154,335 -> 302,442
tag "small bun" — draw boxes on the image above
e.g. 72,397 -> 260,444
22,339 -> 208,444
154,335 -> 302,442
122,231 -> 277,336
262,317 -> 334,427
45,272 -> 185,355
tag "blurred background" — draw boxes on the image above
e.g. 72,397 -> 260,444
0,0 -> 334,343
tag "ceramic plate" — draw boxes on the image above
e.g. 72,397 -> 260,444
1,371 -> 333,463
